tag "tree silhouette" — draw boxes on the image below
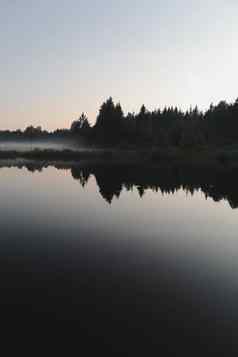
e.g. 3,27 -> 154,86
3,96 -> 238,150
94,97 -> 124,144
71,113 -> 90,136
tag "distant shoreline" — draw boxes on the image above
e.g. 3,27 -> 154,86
0,146 -> 237,169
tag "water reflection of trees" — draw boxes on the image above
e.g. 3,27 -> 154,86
70,165 -> 238,208
2,161 -> 238,208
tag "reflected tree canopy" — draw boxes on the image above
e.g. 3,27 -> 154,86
2,161 -> 238,208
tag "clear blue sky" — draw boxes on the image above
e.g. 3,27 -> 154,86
1,0 -> 238,130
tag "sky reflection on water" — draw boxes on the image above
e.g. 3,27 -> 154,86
0,165 -> 238,353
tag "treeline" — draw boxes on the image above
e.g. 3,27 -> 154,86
0,126 -> 71,141
3,97 -> 238,147
70,97 -> 238,148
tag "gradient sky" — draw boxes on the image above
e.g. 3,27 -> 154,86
1,0 -> 238,130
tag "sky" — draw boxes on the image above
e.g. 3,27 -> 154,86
1,0 -> 238,130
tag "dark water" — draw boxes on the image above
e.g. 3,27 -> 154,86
1,163 -> 238,353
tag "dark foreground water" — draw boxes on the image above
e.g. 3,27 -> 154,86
1,163 -> 238,353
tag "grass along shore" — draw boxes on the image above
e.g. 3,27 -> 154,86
0,145 -> 237,169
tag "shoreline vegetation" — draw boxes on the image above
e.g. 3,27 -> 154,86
0,146 -> 237,169
2,97 -> 238,167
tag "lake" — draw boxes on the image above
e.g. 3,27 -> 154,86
1,162 -> 238,353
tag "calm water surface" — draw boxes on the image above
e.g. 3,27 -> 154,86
1,164 -> 238,353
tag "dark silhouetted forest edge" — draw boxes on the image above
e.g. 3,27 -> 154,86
2,97 -> 238,166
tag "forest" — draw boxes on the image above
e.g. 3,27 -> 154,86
2,97 -> 238,150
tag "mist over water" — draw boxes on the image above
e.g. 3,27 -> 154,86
0,164 -> 238,353
0,140 -> 79,152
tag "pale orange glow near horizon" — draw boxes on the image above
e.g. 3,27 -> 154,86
1,0 -> 238,130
